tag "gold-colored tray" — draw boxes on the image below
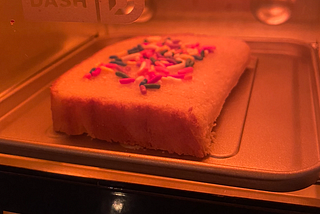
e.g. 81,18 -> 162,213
0,37 -> 319,192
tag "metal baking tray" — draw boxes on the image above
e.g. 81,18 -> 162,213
0,37 -> 319,192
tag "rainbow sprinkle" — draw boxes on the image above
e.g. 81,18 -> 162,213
83,36 -> 216,94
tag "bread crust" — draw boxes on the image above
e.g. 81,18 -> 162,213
51,35 -> 250,157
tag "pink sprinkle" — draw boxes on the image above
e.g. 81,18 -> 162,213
151,53 -> 158,60
97,63 -> 106,67
182,49 -> 189,54
156,42 -> 163,47
119,78 -> 135,84
172,39 -> 181,44
135,56 -> 145,67
148,74 -> 162,83
145,59 -> 151,69
145,71 -> 156,80
202,45 -> 216,53
155,52 -> 164,58
83,73 -> 91,79
124,66 -> 131,72
164,63 -> 174,67
155,61 -> 166,67
157,57 -> 168,61
140,85 -> 147,95
154,66 -> 170,75
178,67 -> 193,75
184,75 -> 193,80
104,63 -> 118,69
115,65 -> 129,73
140,49 -> 154,58
174,49 -> 183,54
167,43 -> 180,49
137,69 -> 148,76
165,58 -> 178,64
137,61 -> 148,76
186,43 -> 199,48
91,67 -> 101,76
169,74 -> 185,79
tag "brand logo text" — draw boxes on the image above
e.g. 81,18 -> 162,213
30,0 -> 87,8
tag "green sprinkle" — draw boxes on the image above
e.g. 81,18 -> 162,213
127,46 -> 140,54
89,67 -> 96,74
185,59 -> 195,67
193,55 -> 203,60
137,44 -> 144,51
144,84 -> 161,89
200,49 -> 205,57
150,57 -> 157,64
160,50 -> 168,55
115,71 -> 129,78
110,61 -> 127,66
109,55 -> 119,59
139,78 -> 148,86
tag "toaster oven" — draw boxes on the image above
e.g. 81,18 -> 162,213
1,0 -> 320,213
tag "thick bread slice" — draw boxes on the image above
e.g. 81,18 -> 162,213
51,35 -> 251,157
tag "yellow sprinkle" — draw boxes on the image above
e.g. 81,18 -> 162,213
142,44 -> 158,50
150,65 -> 155,72
156,45 -> 170,52
174,56 -> 182,62
173,53 -> 180,58
167,60 -> 185,72
121,52 -> 141,62
126,61 -> 137,65
162,76 -> 182,83
135,76 -> 145,84
179,54 -> 194,61
187,48 -> 198,56
139,61 -> 147,72
101,66 -> 114,73
164,50 -> 174,57
116,50 -> 128,57
146,36 -> 162,42
160,60 -> 170,65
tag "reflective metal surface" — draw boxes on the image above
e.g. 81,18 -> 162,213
1,0 -> 320,211
0,37 -> 319,191
0,153 -> 319,209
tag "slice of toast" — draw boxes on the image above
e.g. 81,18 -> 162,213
50,35 -> 250,157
